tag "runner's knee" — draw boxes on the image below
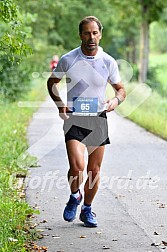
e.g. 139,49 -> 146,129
69,160 -> 85,173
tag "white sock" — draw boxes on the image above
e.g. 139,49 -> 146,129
81,204 -> 91,210
71,190 -> 80,199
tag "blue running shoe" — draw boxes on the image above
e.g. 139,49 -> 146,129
79,207 -> 98,227
63,191 -> 82,222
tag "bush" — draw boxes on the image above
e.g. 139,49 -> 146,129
146,65 -> 166,97
130,63 -> 139,82
130,63 -> 166,97
0,55 -> 33,102
0,43 -> 66,103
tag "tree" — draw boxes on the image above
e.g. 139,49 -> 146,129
138,0 -> 166,83
0,0 -> 33,63
0,0 -> 35,101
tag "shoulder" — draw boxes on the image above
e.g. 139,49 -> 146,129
57,47 -> 79,70
60,47 -> 79,62
100,49 -> 117,64
99,50 -> 119,73
54,47 -> 79,73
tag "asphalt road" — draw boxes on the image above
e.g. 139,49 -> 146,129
26,97 -> 167,252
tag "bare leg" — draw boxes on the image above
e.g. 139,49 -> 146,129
66,140 -> 86,193
84,146 -> 105,205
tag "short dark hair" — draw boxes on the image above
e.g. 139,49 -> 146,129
79,16 -> 103,34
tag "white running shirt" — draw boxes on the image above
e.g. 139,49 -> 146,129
53,46 -> 121,112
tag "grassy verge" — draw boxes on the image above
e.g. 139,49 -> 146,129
107,53 -> 167,140
148,52 -> 167,95
0,78 -> 47,252
116,82 -> 167,140
149,52 -> 167,85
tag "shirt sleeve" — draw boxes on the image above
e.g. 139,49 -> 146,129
108,59 -> 121,84
52,56 -> 68,79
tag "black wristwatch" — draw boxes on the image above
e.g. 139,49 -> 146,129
115,96 -> 122,105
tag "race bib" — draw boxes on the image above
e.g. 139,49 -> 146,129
72,97 -> 98,116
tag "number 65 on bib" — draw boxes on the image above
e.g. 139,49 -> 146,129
72,97 -> 98,116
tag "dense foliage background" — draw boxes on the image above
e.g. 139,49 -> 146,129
0,0 -> 167,101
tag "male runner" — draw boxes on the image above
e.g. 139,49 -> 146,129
47,16 -> 126,227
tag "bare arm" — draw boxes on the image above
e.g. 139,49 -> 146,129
104,81 -> 126,112
47,73 -> 70,120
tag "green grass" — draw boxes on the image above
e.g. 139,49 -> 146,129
149,52 -> 167,88
149,52 -> 167,66
117,82 -> 167,140
114,52 -> 167,140
0,78 -> 47,252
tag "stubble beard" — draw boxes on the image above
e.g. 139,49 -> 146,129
83,41 -> 98,52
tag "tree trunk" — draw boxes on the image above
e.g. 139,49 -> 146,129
125,37 -> 137,64
131,38 -> 137,65
138,2 -> 149,83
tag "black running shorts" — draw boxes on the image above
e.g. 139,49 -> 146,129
63,111 -> 110,146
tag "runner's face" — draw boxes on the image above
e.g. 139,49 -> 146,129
80,21 -> 102,53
